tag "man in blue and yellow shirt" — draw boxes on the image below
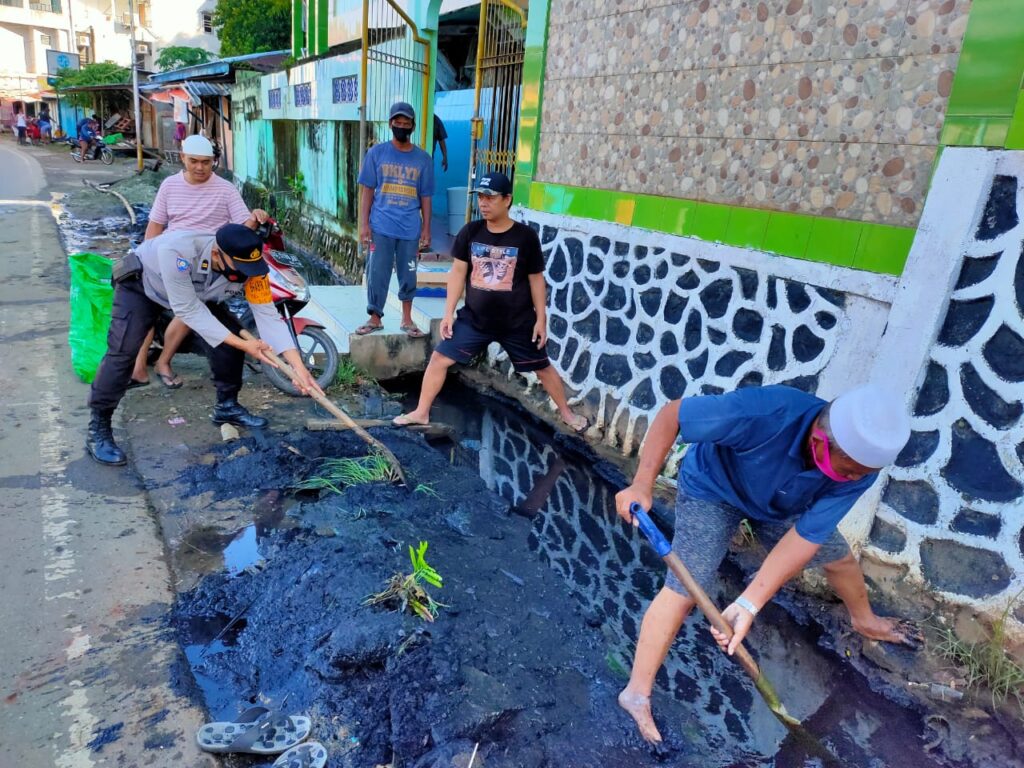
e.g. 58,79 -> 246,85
356,101 -> 434,338
615,383 -> 920,744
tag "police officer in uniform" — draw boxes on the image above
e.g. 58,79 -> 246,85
86,223 -> 324,466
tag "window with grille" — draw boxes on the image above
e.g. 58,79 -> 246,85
268,88 -> 281,109
332,76 -> 357,104
0,0 -> 24,8
29,0 -> 60,10
39,34 -> 52,47
293,83 -> 311,107
201,11 -> 213,33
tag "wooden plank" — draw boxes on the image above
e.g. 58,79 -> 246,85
305,418 -> 455,440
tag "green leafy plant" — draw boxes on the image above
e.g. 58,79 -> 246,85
287,172 -> 307,199
414,483 -> 440,499
937,591 -> 1024,712
293,454 -> 400,494
212,0 -> 292,57
328,358 -> 375,394
155,45 -> 215,71
56,61 -> 131,108
364,541 -> 445,622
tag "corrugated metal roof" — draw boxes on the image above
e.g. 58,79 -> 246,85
147,50 -> 289,84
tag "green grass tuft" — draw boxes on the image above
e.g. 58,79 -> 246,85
937,590 -> 1024,712
293,453 -> 400,494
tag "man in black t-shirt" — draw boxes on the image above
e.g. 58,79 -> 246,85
393,172 -> 587,433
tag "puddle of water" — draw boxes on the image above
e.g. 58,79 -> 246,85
402,383 -> 949,768
181,616 -> 249,720
223,525 -> 260,575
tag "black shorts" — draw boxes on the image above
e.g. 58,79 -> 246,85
434,317 -> 550,373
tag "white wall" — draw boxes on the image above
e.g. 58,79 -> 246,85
146,0 -> 220,60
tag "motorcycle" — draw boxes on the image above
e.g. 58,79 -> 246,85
147,220 -> 339,395
71,136 -> 114,165
238,221 -> 339,395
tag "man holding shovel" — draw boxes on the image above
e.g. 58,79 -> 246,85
85,224 -> 323,466
614,383 -> 920,743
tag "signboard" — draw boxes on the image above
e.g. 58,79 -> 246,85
46,50 -> 80,76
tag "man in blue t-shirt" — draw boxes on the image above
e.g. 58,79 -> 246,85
614,384 -> 921,744
356,101 -> 434,338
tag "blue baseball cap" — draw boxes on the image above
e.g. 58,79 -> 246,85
473,171 -> 513,196
389,102 -> 416,121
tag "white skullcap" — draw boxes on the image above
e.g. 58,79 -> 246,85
829,384 -> 911,469
182,134 -> 214,157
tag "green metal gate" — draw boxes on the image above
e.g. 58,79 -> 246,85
467,0 -> 527,221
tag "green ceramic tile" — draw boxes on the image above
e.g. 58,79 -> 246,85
726,207 -> 770,249
689,203 -> 732,242
762,213 -> 814,259
853,224 -> 915,275
612,195 -> 637,226
1006,91 -> 1024,149
541,184 -> 566,214
513,174 -> 532,203
945,0 -> 1024,120
631,196 -> 666,231
804,218 -> 863,267
940,115 -> 1012,147
528,182 -> 547,210
570,188 -> 612,221
661,199 -> 697,235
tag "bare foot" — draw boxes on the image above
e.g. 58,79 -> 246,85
853,616 -> 923,649
392,412 -> 429,427
618,689 -> 662,744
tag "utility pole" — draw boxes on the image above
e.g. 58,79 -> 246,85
127,0 -> 143,172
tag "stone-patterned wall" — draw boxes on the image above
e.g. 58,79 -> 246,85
867,169 -> 1024,612
539,0 -> 971,228
477,408 -> 807,753
506,206 -> 896,456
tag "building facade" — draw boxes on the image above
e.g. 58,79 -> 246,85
507,0 -> 1024,626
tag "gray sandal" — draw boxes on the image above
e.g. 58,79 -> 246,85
195,706 -> 311,754
273,741 -> 328,768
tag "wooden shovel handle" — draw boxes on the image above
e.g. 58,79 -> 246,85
240,330 -> 407,485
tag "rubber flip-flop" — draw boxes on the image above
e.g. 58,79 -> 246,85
355,323 -> 384,335
562,413 -> 588,433
196,706 -> 311,755
400,324 -> 426,338
156,371 -> 183,389
126,378 -> 150,390
273,742 -> 328,768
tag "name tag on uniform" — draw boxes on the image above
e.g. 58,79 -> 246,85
244,275 -> 273,304
176,257 -> 190,272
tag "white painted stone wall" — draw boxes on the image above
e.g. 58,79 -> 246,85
485,148 -> 1024,628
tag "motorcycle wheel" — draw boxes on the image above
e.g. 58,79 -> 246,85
100,146 -> 114,165
262,326 -> 339,396
70,148 -> 81,163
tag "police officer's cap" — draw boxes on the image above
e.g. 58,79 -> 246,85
215,224 -> 268,277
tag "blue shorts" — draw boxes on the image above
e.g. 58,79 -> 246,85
435,316 -> 550,373
663,492 -> 852,598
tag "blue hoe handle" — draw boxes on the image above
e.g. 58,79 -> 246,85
630,502 -> 671,558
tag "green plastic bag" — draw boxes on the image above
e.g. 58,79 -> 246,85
68,252 -> 114,383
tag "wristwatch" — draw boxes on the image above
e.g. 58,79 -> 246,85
734,595 -> 759,617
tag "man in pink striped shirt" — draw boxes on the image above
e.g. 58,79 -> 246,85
131,135 -> 268,388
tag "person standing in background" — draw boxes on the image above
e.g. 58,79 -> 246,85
356,101 -> 433,338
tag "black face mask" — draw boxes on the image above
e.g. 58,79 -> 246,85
217,265 -> 247,282
391,125 -> 413,143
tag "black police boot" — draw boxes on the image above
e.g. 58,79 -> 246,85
211,396 -> 269,429
86,409 -> 127,466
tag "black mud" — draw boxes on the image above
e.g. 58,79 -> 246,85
167,387 -> 995,768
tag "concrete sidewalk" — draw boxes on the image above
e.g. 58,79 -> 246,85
0,142 -> 215,768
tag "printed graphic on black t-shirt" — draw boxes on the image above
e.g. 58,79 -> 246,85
452,220 -> 543,333
469,242 -> 517,292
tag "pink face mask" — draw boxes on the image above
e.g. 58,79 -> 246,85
812,428 -> 851,483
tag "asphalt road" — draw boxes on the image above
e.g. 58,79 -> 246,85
0,140 -> 215,767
